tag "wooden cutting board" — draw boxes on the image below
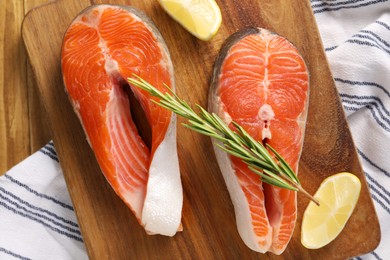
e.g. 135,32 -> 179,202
22,0 -> 380,259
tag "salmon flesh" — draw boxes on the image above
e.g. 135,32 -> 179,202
61,4 -> 183,237
209,27 -> 309,254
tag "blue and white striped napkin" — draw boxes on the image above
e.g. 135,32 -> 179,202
0,142 -> 87,260
1,1 -> 389,259
314,2 -> 390,259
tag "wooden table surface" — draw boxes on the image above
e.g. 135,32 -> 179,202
0,0 -> 51,174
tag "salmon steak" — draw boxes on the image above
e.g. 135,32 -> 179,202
209,28 -> 309,254
61,4 -> 183,236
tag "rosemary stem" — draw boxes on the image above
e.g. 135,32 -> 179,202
128,75 -> 318,205
279,174 -> 320,206
297,185 -> 320,206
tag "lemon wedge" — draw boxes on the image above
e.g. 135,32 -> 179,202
301,172 -> 361,249
158,0 -> 222,41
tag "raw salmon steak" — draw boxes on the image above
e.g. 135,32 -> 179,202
61,4 -> 183,236
209,28 -> 309,254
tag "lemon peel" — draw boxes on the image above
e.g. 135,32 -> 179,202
159,0 -> 222,41
301,172 -> 361,249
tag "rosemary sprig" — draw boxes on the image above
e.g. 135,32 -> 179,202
128,75 -> 319,205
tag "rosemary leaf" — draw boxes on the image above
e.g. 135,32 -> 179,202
267,144 -> 300,184
215,144 -> 253,161
183,124 -> 216,137
246,159 -> 277,173
263,168 -> 298,191
128,75 -> 317,204
249,166 -> 295,190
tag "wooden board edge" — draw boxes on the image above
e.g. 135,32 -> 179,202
300,2 -> 381,253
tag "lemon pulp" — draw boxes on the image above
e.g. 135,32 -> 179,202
301,172 -> 361,249
159,0 -> 222,41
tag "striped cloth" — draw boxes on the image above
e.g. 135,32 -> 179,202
313,1 -> 390,259
0,142 -> 87,260
1,1 -> 389,259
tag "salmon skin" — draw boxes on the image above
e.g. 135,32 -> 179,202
209,27 -> 309,254
61,4 -> 183,236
